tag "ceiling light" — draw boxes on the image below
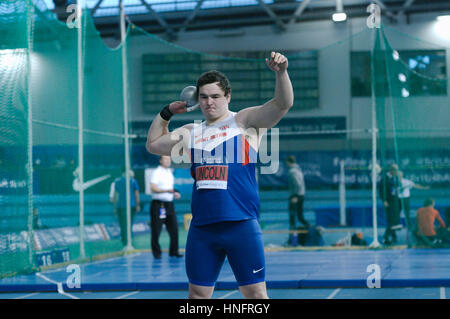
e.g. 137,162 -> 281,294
332,0 -> 347,22
332,12 -> 347,22
434,15 -> 450,41
436,15 -> 450,22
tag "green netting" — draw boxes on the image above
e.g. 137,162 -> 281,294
0,0 -> 33,276
1,0 -> 449,279
374,27 -> 449,246
1,0 -> 131,277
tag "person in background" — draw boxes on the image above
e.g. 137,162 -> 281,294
149,155 -> 182,259
444,207 -> 450,244
415,198 -> 446,246
445,207 -> 450,226
285,155 -> 309,246
379,163 -> 402,245
110,169 -> 141,247
397,170 -> 429,229
351,232 -> 367,246
33,208 -> 42,229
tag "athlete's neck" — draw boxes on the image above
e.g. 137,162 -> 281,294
205,110 -> 230,126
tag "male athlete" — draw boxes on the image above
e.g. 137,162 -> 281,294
146,52 -> 293,299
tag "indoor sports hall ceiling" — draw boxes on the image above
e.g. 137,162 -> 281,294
47,0 -> 450,40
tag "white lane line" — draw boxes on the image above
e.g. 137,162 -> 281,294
440,287 -> 446,299
219,290 -> 239,299
326,288 -> 341,299
115,291 -> 140,299
14,292 -> 40,299
36,273 -> 79,299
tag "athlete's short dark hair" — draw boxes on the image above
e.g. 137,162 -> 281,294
196,70 -> 231,97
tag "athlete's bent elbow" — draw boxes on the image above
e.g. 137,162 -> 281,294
276,100 -> 294,111
146,141 -> 155,154
146,141 -> 169,156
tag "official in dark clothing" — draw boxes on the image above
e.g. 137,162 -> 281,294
379,163 -> 402,245
285,156 -> 309,246
286,156 -> 309,228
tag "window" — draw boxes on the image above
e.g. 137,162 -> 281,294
142,50 -> 319,114
351,50 -> 447,97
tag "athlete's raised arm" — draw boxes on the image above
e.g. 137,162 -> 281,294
236,51 -> 294,130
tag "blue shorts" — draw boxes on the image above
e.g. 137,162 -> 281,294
185,218 -> 265,287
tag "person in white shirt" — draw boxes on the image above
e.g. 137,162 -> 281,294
150,155 -> 182,259
398,170 -> 429,229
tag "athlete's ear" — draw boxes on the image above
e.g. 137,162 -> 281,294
226,91 -> 231,103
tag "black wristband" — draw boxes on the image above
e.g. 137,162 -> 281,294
159,104 -> 173,121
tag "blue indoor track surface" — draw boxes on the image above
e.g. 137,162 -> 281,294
0,248 -> 449,299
